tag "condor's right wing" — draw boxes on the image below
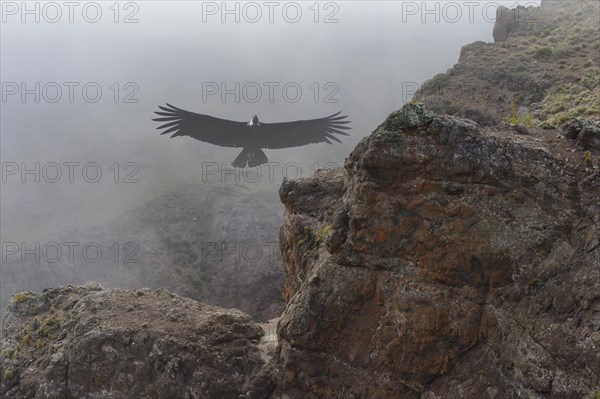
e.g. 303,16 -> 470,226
152,104 -> 248,148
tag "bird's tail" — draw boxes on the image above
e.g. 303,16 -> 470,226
232,148 -> 268,168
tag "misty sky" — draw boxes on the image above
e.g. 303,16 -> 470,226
0,0 -> 541,310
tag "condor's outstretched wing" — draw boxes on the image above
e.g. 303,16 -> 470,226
256,112 -> 351,149
152,104 -> 248,148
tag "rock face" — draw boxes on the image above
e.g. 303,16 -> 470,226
0,283 -> 266,399
563,118 -> 600,152
272,103 -> 600,398
492,6 -> 518,42
492,4 -> 543,43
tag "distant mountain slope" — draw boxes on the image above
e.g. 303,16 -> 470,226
1,183 -> 284,322
415,0 -> 599,129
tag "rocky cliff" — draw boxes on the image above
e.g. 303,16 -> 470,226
267,6 -> 600,394
272,103 -> 599,398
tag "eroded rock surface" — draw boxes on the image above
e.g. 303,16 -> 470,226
1,283 -> 265,399
271,103 -> 600,398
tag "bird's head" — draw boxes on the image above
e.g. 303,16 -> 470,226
247,115 -> 260,127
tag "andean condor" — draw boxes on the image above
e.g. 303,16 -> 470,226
153,104 -> 351,167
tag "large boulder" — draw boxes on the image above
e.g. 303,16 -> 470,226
1,283 -> 266,399
492,6 -> 515,42
563,118 -> 600,152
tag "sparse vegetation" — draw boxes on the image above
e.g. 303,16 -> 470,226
146,386 -> 156,398
12,344 -> 20,360
414,0 -> 598,129
526,325 -> 533,335
527,277 -> 544,294
447,101 -> 460,115
541,68 -> 600,127
13,291 -> 35,304
293,226 -> 313,256
533,47 -> 554,61
35,314 -> 65,340
22,326 -> 32,346
292,224 -> 333,257
29,303 -> 40,316
424,72 -> 450,92
505,101 -> 536,128
315,224 -> 333,244
3,367 -> 15,381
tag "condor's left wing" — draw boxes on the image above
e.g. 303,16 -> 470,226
255,112 -> 351,149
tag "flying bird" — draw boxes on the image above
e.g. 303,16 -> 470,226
152,104 -> 351,167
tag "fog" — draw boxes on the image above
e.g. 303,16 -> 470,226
0,1 -> 540,318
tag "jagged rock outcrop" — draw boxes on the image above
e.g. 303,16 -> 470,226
563,118 -> 600,151
493,4 -> 545,43
272,103 -> 600,398
0,283 -> 266,399
493,6 -> 522,43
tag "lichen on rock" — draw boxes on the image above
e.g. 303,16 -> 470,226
270,103 -> 600,398
1,284 -> 265,399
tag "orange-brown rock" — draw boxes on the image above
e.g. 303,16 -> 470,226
270,103 -> 599,398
